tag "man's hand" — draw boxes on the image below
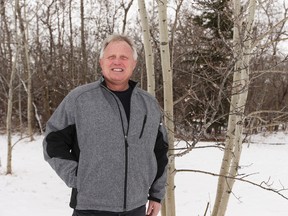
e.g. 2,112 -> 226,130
146,200 -> 161,216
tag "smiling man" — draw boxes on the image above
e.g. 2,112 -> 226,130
99,36 -> 137,91
43,34 -> 168,216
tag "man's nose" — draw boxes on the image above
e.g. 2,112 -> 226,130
112,57 -> 122,64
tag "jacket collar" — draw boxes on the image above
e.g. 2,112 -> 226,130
100,76 -> 138,92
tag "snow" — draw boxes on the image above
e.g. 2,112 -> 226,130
1,133 -> 288,216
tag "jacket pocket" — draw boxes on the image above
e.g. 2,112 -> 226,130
139,115 -> 147,139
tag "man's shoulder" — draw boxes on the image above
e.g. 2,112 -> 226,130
68,80 -> 101,99
135,87 -> 160,106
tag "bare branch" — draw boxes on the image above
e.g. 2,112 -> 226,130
176,169 -> 288,200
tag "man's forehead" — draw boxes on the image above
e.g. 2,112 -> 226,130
104,41 -> 134,53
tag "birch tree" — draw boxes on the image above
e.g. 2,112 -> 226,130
16,0 -> 34,141
137,0 -> 155,96
6,0 -> 19,174
80,0 -> 88,83
212,1 -> 257,215
157,0 -> 176,216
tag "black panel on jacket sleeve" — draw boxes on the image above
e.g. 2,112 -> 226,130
153,126 -> 169,183
46,124 -> 80,161
69,188 -> 78,208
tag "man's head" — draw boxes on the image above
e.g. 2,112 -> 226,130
99,34 -> 137,91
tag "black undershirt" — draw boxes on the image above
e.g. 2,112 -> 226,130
111,85 -> 133,123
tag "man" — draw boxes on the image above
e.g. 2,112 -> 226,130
43,34 -> 168,216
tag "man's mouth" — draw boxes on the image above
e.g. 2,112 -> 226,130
112,68 -> 124,72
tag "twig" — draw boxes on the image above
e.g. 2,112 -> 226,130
12,135 -> 30,149
176,169 -> 288,200
203,202 -> 210,216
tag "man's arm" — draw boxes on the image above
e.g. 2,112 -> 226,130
43,94 -> 79,188
148,121 -> 169,202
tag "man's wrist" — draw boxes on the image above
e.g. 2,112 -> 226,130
148,196 -> 161,203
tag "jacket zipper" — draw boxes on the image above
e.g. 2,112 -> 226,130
124,135 -> 128,210
101,85 -> 129,211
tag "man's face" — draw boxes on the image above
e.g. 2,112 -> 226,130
100,41 -> 137,91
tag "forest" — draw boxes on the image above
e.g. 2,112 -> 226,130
1,0 -> 288,216
1,0 -> 287,137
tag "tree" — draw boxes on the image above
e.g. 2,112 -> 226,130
138,0 -> 155,96
17,0 -> 34,141
6,0 -> 20,174
212,0 -> 288,214
121,0 -> 134,34
157,1 -> 175,216
80,0 -> 88,83
169,0 -> 234,141
212,1 -> 257,215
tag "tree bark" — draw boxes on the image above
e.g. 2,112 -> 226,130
16,0 -> 34,141
157,0 -> 176,216
6,0 -> 20,174
80,0 -> 88,83
68,0 -> 76,85
137,0 -> 155,96
18,84 -> 23,138
212,1 -> 256,215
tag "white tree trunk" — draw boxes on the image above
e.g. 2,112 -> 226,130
19,77 -> 43,134
18,84 -> 23,138
6,0 -> 20,174
80,0 -> 88,83
157,1 -> 176,216
16,0 -> 34,140
137,0 -> 155,96
212,1 -> 256,216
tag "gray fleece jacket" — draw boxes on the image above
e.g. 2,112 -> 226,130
43,79 -> 168,212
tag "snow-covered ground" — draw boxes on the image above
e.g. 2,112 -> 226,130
0,132 -> 288,216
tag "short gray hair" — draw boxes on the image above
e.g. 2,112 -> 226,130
99,34 -> 138,60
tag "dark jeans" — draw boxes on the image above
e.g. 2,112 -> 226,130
72,205 -> 146,216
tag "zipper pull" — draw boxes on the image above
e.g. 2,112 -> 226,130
125,135 -> 129,147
